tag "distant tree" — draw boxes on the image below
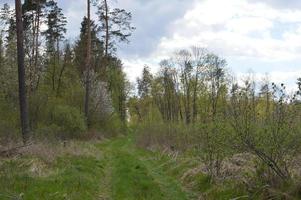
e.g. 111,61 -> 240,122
137,66 -> 153,98
0,5 -> 18,101
43,0 -> 67,91
22,0 -> 47,92
56,42 -> 72,97
0,3 -> 14,33
205,53 -> 227,119
191,47 -> 207,123
175,50 -> 193,124
153,61 -> 180,122
95,0 -> 135,56
0,33 -> 4,77
43,0 -> 66,54
0,33 -> 3,63
107,57 -> 128,123
74,17 -> 104,75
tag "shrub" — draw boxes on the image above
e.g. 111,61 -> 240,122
0,99 -> 19,141
93,113 -> 127,138
49,105 -> 86,138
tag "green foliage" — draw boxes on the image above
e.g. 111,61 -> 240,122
130,47 -> 301,197
43,0 -> 67,52
49,105 -> 87,137
0,99 -> 19,138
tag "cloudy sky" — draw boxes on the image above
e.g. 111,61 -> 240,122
2,0 -> 301,89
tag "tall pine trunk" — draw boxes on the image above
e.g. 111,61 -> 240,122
104,0 -> 109,57
34,0 -> 41,91
84,0 -> 92,127
15,0 -> 30,144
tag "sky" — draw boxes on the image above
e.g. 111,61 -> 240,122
2,0 -> 301,90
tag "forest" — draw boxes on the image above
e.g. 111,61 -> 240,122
1,0 -> 301,199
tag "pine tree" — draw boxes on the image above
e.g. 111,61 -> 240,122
15,0 -> 30,143
74,17 -> 104,75
0,3 -> 14,33
43,0 -> 67,91
96,0 -> 135,56
84,0 -> 92,127
43,0 -> 66,54
137,66 -> 153,98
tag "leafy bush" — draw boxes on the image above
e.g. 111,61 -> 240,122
0,99 -> 19,140
93,113 -> 127,138
50,105 -> 87,137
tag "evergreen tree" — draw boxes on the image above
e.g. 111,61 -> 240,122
43,0 -> 67,53
137,66 -> 153,98
15,0 -> 30,143
96,0 -> 135,56
0,3 -> 14,34
43,0 -> 67,91
74,17 -> 104,75
84,0 -> 92,127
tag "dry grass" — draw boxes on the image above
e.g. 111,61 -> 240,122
19,140 -> 101,162
181,153 -> 257,184
0,138 -> 103,179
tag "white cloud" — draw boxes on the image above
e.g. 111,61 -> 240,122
123,0 -> 301,87
150,0 -> 301,61
3,0 -> 301,86
122,57 -> 160,83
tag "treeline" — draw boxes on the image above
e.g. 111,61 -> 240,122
130,47 -> 301,187
0,0 -> 134,141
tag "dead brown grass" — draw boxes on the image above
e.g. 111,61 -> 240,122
0,138 -> 103,179
18,140 -> 102,163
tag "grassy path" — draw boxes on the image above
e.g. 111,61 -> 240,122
98,137 -> 188,200
0,136 -> 189,200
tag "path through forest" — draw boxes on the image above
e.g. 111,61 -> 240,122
0,136 -> 190,200
97,136 -> 189,200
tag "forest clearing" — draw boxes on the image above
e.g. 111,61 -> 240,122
1,0 -> 301,199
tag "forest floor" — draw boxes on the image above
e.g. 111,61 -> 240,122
0,135 -> 192,200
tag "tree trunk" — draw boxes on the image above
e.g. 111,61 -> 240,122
56,54 -> 67,97
192,74 -> 199,123
84,0 -> 92,127
15,0 -> 30,144
104,0 -> 109,57
29,10 -> 35,93
34,0 -> 41,91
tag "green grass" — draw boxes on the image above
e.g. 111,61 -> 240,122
0,155 -> 104,200
0,136 -> 189,200
0,135 -> 253,200
99,137 -> 189,200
